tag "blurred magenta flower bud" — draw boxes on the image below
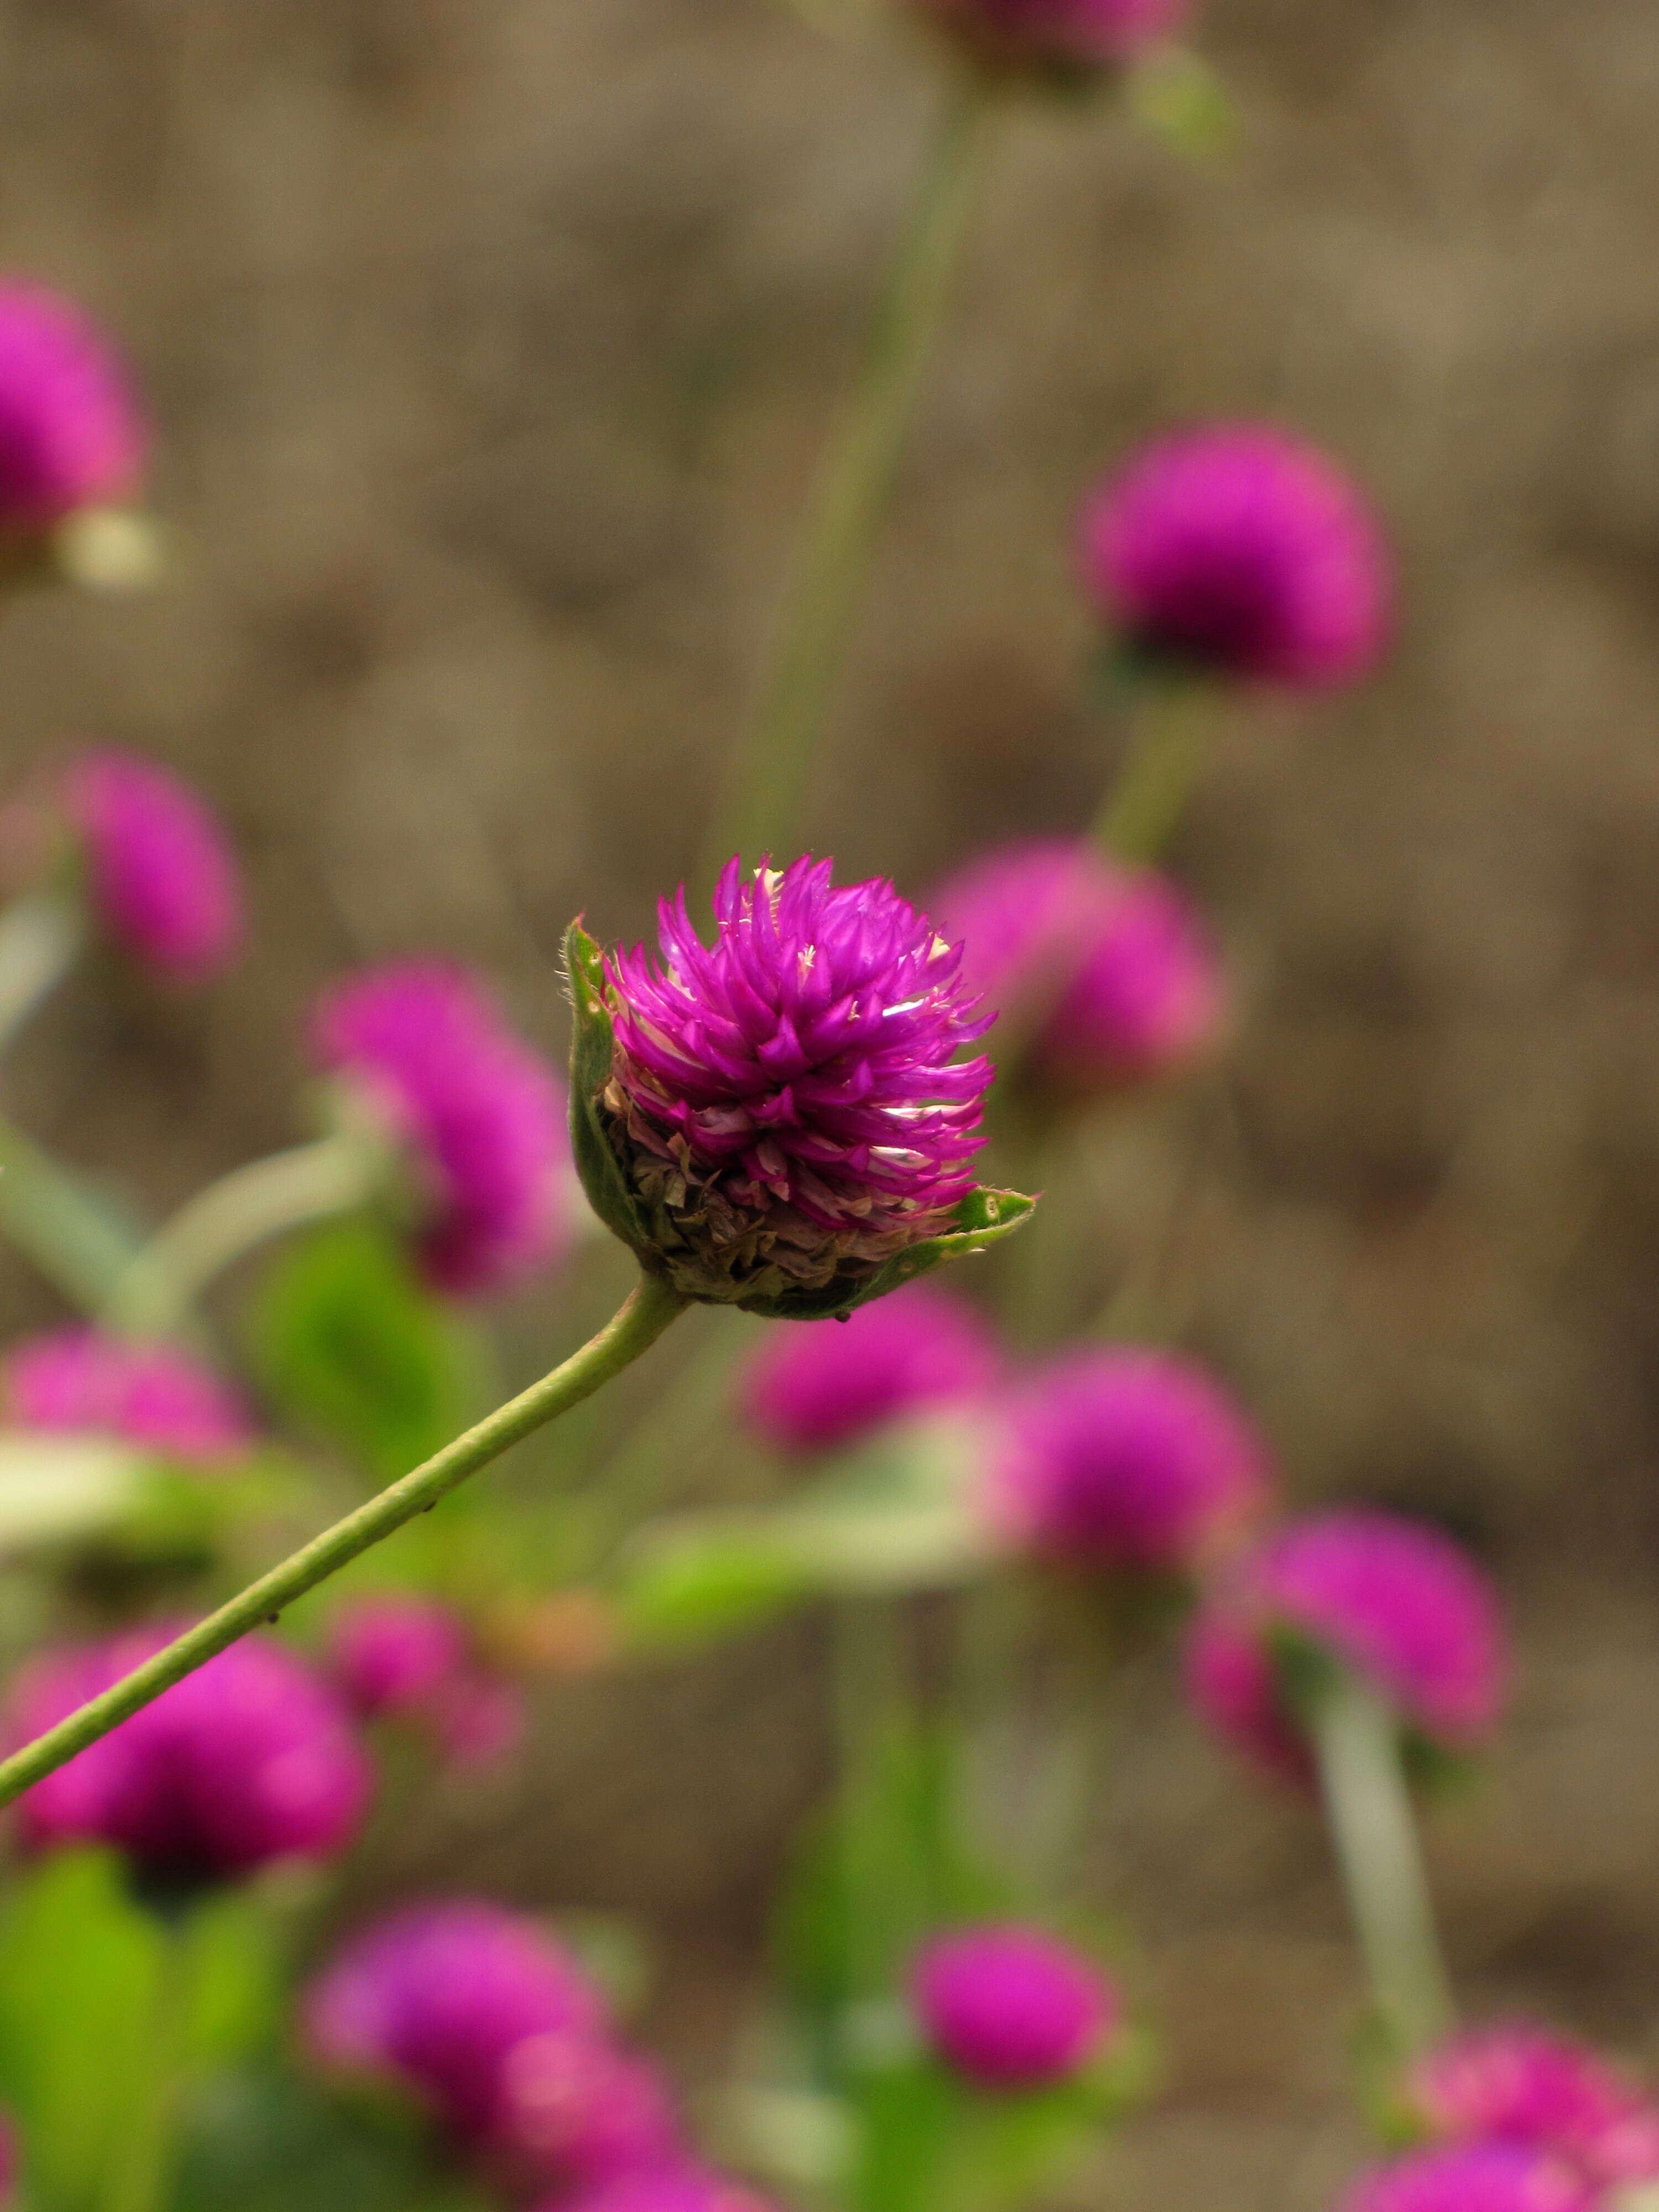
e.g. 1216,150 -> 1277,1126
1184,1507 -> 1507,1782
304,1901 -> 608,2148
912,0 -> 1188,77
911,1924 -> 1120,2089
576,857 -> 1011,1317
8,1625 -> 372,1890
1406,2024 -> 1659,2194
0,284 -> 144,536
64,748 -> 243,980
988,1346 -> 1271,1575
1079,424 -> 1391,690
743,1280 -> 1002,1457
538,2168 -> 779,2212
497,2031 -> 681,2195
3,1326 -> 252,1463
330,1595 -> 524,1770
935,839 -> 1223,1092
1338,2147 -> 1592,2212
312,962 -> 573,1296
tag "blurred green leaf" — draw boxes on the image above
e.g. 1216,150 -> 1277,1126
1126,46 -> 1237,161
0,1433 -> 146,1551
246,1220 -> 469,1483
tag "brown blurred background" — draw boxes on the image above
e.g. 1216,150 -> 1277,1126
3,0 -> 1659,2203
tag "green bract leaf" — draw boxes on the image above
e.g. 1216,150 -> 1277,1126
246,1220 -> 469,1483
563,921 -> 650,1255
734,1187 -> 1038,1322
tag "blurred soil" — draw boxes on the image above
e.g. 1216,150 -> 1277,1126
4,0 -> 1659,2203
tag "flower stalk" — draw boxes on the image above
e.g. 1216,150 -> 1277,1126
1093,678 -> 1212,860
0,890 -> 85,1058
0,1272 -> 687,1813
705,77 -> 995,877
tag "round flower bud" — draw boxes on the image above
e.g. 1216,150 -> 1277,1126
304,1901 -> 607,2147
1338,2147 -> 1592,2212
590,858 -> 994,1312
910,0 -> 1187,77
497,2032 -> 681,2195
1406,2024 -> 1659,2193
1183,1508 -> 1507,1782
64,748 -> 243,980
312,962 -> 573,1296
1079,424 -> 1391,690
935,840 -> 1223,1092
743,1281 -> 1002,1458
539,2168 -> 780,2212
911,1924 -> 1120,2088
988,1347 -> 1271,1574
0,284 -> 144,536
330,1595 -> 524,1770
3,1327 -> 252,1464
8,1625 -> 372,1889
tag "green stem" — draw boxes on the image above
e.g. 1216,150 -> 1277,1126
1093,679 -> 1213,861
0,891 -> 84,1058
104,1133 -> 379,1339
703,77 -> 995,878
1308,1669 -> 1455,2054
106,1914 -> 192,2212
0,1273 -> 687,1811
0,1110 -> 145,1311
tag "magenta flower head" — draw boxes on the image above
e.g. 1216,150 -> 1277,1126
743,1281 -> 1003,1458
1338,2147 -> 1592,2212
61,748 -> 243,979
988,1347 -> 1271,1576
910,0 -> 1187,79
8,1625 -> 372,1892
496,2032 -> 680,2195
935,839 -> 1223,1093
3,1327 -> 252,1464
536,2168 -> 779,2212
312,961 -> 574,1296
1184,1507 -> 1507,1784
330,1595 -> 524,1769
304,1901 -> 607,2149
567,858 -> 1028,1319
911,1924 -> 1120,2090
0,284 -> 144,538
1079,424 -> 1391,691
1405,2024 -> 1659,2194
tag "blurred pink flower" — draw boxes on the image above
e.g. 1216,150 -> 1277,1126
331,1595 -> 524,1770
742,1280 -> 1003,1457
4,1326 -> 251,1464
537,2168 -> 780,2212
64,748 -> 243,980
497,2031 -> 681,2196
9,1625 -> 372,1888
0,283 -> 144,532
935,839 -> 1223,1091
312,962 -> 573,1296
1079,424 -> 1391,690
988,1345 -> 1271,1574
1184,1507 -> 1507,1782
1338,2146 -> 1591,2212
1407,2023 -> 1659,2194
912,1924 -> 1120,2088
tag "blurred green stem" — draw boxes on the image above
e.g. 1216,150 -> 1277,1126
0,1111 -> 144,1311
106,1913 -> 191,2212
705,76 -> 995,877
0,1272 -> 687,1812
104,1131 -> 379,1339
1094,679 -> 1212,861
1308,1668 -> 1455,2054
0,890 -> 84,1058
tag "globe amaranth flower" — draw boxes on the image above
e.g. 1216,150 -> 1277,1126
1338,2147 -> 1593,2212
0,284 -> 144,536
496,2031 -> 680,2196
909,0 -> 1187,77
1184,1507 -> 1506,1784
3,1327 -> 251,1464
935,839 -> 1223,1093
911,1924 -> 1120,2089
304,1901 -> 609,2148
331,1594 -> 524,1769
312,962 -> 573,1296
742,1280 -> 1003,1457
1079,424 -> 1391,690
593,857 -> 994,1311
539,2167 -> 779,2212
64,748 -> 243,979
8,1625 -> 372,1888
987,1347 -> 1271,1575
1406,2023 -> 1659,2194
